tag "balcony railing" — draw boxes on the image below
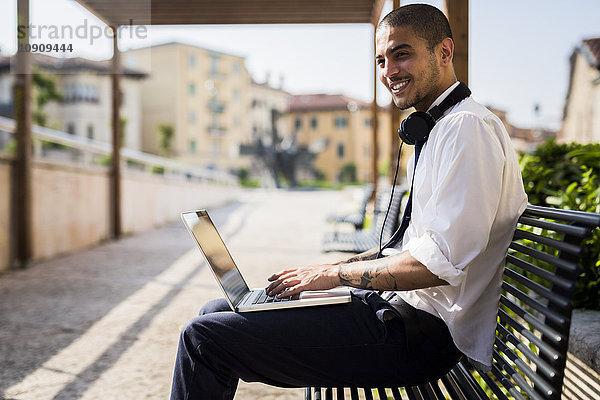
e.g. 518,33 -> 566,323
207,100 -> 226,113
0,115 -> 237,184
207,125 -> 227,136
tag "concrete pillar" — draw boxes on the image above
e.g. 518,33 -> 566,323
445,0 -> 469,84
371,22 -> 379,200
389,0 -> 402,180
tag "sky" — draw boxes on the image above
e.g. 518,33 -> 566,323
1,0 -> 600,131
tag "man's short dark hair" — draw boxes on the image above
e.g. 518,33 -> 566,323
378,4 -> 453,51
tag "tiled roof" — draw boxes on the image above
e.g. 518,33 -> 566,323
0,53 -> 146,78
582,38 -> 600,68
288,94 -> 371,112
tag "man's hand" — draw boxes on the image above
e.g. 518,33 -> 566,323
266,250 -> 448,298
266,264 -> 340,298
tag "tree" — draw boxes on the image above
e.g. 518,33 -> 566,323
157,124 -> 174,157
339,162 -> 357,183
32,68 -> 62,127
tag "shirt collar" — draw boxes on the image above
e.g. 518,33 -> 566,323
427,81 -> 461,113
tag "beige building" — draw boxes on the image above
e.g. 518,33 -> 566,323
0,54 -> 146,150
560,38 -> 600,144
123,42 -> 254,171
287,94 -> 393,183
488,106 -> 555,153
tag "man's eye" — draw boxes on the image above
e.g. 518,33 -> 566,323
376,59 -> 385,67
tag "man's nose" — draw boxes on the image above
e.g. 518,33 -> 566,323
381,60 -> 398,80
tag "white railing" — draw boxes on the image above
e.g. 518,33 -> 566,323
0,116 -> 238,184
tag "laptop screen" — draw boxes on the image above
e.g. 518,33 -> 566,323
182,210 -> 250,306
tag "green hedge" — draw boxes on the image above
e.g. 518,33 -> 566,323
519,139 -> 600,310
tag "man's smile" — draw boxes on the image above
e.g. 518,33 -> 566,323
389,78 -> 410,95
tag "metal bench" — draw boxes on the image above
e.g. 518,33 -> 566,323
307,204 -> 600,400
322,188 -> 407,253
326,184 -> 375,230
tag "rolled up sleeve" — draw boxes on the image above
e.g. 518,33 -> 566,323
407,234 -> 466,286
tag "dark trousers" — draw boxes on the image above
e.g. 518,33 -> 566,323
169,290 -> 462,400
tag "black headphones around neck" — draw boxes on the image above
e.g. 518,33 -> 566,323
398,82 -> 471,145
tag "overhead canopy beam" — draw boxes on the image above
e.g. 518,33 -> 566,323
74,0 -> 386,26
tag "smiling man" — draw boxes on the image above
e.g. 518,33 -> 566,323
169,5 -> 527,399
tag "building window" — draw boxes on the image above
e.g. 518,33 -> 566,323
188,54 -> 196,67
189,83 -> 196,95
364,117 -> 371,127
233,89 -> 240,102
311,117 -> 317,129
189,139 -> 196,153
295,117 -> 301,130
62,85 -> 99,103
338,143 -> 345,159
66,123 -> 76,135
232,62 -> 239,75
87,124 -> 94,139
211,140 -> 220,155
210,112 -> 219,130
210,57 -> 219,77
335,116 -> 348,128
189,110 -> 196,123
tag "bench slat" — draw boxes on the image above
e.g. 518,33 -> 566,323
490,364 -> 529,400
506,254 -> 575,291
509,242 -> 579,273
504,268 -> 571,309
493,350 -> 547,400
426,381 -> 446,399
495,338 -> 555,397
513,228 -> 582,255
502,282 -> 568,328
497,307 -> 561,361
440,373 -> 469,400
496,323 -> 558,380
477,367 -> 510,400
517,216 -> 589,237
405,387 -> 418,400
450,363 -> 490,400
523,204 -> 600,227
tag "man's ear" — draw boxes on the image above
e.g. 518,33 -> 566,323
439,37 -> 454,66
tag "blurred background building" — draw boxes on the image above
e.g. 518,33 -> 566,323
0,54 -> 146,150
288,94 -> 394,183
123,43 -> 254,170
560,37 -> 600,144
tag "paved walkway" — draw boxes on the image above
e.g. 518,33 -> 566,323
1,188 -> 362,400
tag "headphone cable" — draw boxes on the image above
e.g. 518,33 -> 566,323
378,141 -> 404,258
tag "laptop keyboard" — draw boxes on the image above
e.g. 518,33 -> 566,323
252,289 -> 294,304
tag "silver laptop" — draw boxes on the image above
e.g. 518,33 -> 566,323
181,210 -> 351,312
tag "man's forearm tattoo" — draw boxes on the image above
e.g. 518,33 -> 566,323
337,259 -> 399,290
342,250 -> 378,264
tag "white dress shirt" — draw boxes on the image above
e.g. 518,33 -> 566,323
387,82 -> 528,369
